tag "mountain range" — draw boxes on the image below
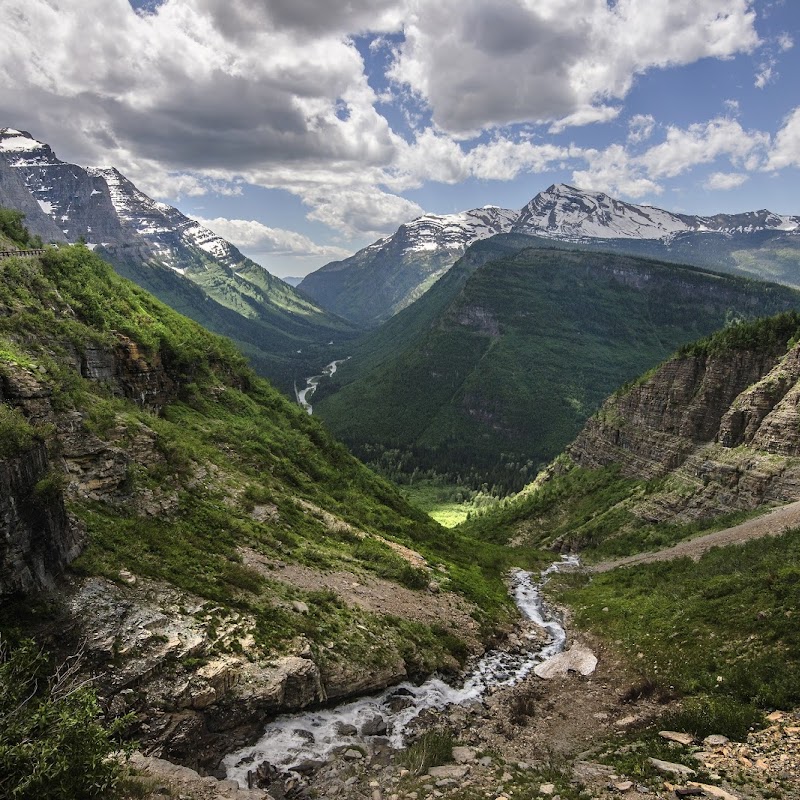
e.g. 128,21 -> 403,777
0,128 -> 354,391
300,183 -> 800,327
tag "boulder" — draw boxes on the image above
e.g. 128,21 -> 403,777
428,765 -> 469,780
534,645 -> 597,679
658,730 -> 695,746
647,758 -> 696,777
336,722 -> 358,737
686,783 -> 739,800
361,715 -> 388,736
452,746 -> 477,763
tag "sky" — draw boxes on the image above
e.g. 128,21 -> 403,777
1,1 -> 799,278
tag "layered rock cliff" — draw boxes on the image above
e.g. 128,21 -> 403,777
0,441 -> 75,596
568,314 -> 800,522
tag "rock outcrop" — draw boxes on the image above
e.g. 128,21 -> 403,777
0,441 -> 77,596
568,323 -> 800,522
0,328 -> 196,595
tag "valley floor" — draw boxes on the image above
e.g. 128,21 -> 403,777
124,498 -> 800,799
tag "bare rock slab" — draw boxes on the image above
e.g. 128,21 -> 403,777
659,730 -> 696,746
427,765 -> 469,780
687,782 -> 740,799
534,645 -> 597,679
647,757 -> 697,777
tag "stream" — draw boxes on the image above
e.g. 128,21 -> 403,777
296,358 -> 350,415
223,555 -> 579,784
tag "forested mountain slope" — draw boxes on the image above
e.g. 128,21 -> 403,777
0,128 -> 355,391
316,243 -> 800,492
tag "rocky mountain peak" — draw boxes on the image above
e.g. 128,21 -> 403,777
513,183 -> 800,242
514,183 -> 691,240
394,205 -> 517,255
0,127 -> 55,164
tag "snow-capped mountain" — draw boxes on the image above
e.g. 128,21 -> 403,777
514,183 -> 800,240
85,166 -> 241,272
385,206 -> 518,254
301,182 -> 800,327
298,206 -> 517,327
0,127 -> 355,391
0,128 -> 246,270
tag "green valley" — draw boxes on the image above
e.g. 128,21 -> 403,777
315,240 -> 800,495
0,214 -> 552,786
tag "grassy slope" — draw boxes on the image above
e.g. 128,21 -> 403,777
457,314 -> 800,750
102,245 -> 358,395
558,530 -> 800,710
0,242 -> 550,664
317,245 -> 800,492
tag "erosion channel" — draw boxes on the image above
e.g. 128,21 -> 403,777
224,556 -> 579,787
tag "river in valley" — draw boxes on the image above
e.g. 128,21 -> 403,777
295,358 -> 350,415
224,555 -> 579,784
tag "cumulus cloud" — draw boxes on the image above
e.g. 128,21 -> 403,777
767,107 -> 800,170
0,0 -> 791,244
572,144 -> 662,198
627,114 -> 656,144
194,216 -> 350,258
754,32 -> 794,89
0,0 -> 400,173
572,116 -> 770,198
549,105 -> 621,135
755,61 -> 775,88
640,118 -> 769,178
389,0 -> 759,133
704,172 -> 749,190
300,188 -> 420,239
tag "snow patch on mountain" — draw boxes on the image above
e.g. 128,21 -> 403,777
515,184 -> 800,240
398,207 -> 518,254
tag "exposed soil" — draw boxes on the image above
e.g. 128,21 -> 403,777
590,499 -> 800,573
238,547 -> 484,653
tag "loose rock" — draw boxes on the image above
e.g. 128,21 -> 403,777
647,758 -> 697,777
533,645 -> 597,680
659,731 -> 695,746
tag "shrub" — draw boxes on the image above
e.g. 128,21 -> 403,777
399,730 -> 453,776
0,404 -> 37,457
0,637 -> 131,799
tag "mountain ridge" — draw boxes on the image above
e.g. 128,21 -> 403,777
0,128 -> 356,391
298,205 -> 517,327
301,183 -> 800,327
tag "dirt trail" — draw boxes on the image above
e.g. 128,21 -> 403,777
590,498 -> 800,573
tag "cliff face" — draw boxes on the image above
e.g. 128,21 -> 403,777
568,326 -> 800,521
0,441 -> 75,596
0,331 -> 189,596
